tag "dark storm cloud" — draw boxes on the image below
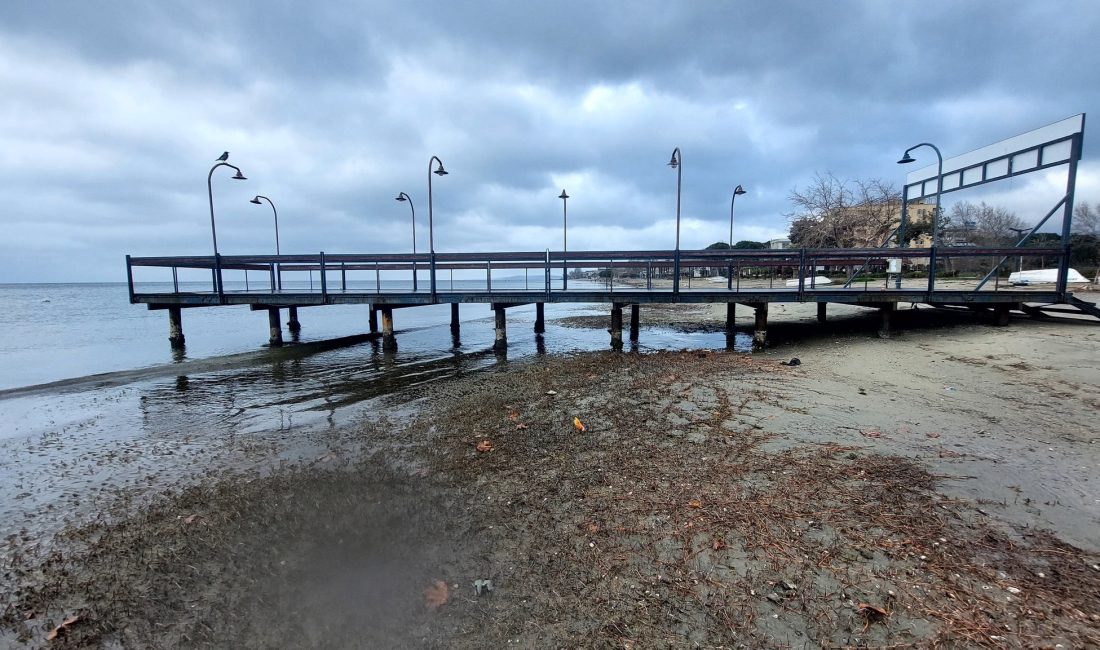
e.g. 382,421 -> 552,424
1,1 -> 1098,280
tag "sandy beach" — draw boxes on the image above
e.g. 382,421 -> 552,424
2,297 -> 1099,648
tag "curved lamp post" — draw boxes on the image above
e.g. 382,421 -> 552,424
728,184 -> 746,289
898,143 -> 943,292
207,155 -> 246,297
249,195 -> 280,255
427,156 -> 448,296
897,143 -> 943,246
559,189 -> 569,290
249,194 -> 280,290
395,192 -> 417,291
668,148 -> 682,293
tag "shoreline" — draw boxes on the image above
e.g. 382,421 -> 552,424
2,303 -> 1099,647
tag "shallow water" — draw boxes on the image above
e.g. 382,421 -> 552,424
0,282 -> 751,540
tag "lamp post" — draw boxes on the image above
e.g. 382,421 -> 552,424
559,189 -> 569,290
427,155 -> 448,296
249,194 -> 279,290
667,148 -> 682,293
728,184 -> 746,289
898,143 -> 943,293
395,192 -> 417,291
207,155 -> 246,296
897,144 -> 941,247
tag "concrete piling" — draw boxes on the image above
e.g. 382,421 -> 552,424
450,303 -> 460,333
368,307 -> 378,334
878,303 -> 894,339
287,306 -> 301,334
753,303 -> 768,350
726,303 -> 736,332
381,308 -> 396,350
817,302 -> 827,323
629,304 -> 640,341
493,305 -> 507,350
610,304 -> 624,349
168,306 -> 185,348
994,304 -> 1011,326
268,308 -> 283,347
534,302 -> 545,333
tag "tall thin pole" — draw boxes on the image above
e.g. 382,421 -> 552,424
559,189 -> 569,290
428,156 -> 447,297
669,148 -> 682,294
207,159 -> 246,297
250,195 -> 280,255
397,192 -> 417,291
728,185 -> 745,290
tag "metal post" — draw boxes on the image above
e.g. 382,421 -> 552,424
535,303 -> 545,333
126,255 -> 136,303
486,260 -> 492,292
268,308 -> 283,347
168,307 -> 184,348
428,156 -> 447,299
1057,132 -> 1083,298
215,253 -> 225,304
341,263 -> 346,292
396,192 -> 418,292
927,246 -> 938,295
610,304 -> 623,350
173,266 -> 179,293
319,252 -> 327,302
669,147 -> 682,294
629,304 -> 640,341
560,189 -> 569,291
896,185 -> 909,289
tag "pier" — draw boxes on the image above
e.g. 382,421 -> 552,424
126,246 -> 1100,350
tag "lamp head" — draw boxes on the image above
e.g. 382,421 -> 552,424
433,165 -> 448,176
250,197 -> 262,204
734,185 -> 746,196
897,152 -> 916,164
559,190 -> 569,200
232,170 -> 247,180
667,152 -> 679,168
395,193 -> 407,202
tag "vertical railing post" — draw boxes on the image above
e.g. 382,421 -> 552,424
319,252 -> 328,302
487,260 -> 492,293
1057,132 -> 1082,298
172,266 -> 179,293
797,249 -> 806,296
647,260 -> 652,290
376,262 -> 381,293
545,249 -> 551,297
126,255 -> 136,303
673,250 -> 680,294
430,252 -> 437,300
341,262 -> 347,292
269,263 -> 276,292
926,246 -> 938,295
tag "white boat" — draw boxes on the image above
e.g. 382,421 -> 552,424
1008,268 -> 1089,285
707,276 -> 728,283
785,276 -> 833,288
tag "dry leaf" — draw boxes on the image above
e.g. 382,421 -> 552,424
688,499 -> 703,509
507,411 -> 519,422
46,614 -> 81,641
424,580 -> 449,609
586,523 -> 599,534
183,514 -> 200,525
860,429 -> 882,438
476,440 -> 493,452
712,538 -> 726,551
573,417 -> 586,433
515,423 -> 528,430
858,603 -> 889,619
925,431 -> 940,438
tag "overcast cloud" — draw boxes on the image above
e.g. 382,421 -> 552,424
1,1 -> 1098,281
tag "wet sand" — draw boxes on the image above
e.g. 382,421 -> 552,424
2,296 -> 1099,647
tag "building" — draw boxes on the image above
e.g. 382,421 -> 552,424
768,238 -> 791,250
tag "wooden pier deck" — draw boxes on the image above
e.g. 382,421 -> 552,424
126,246 -> 1099,349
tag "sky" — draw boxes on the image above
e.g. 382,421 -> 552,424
1,1 -> 1099,282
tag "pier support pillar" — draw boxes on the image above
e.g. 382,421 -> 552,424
493,305 -> 507,350
610,304 -> 624,350
994,304 -> 1011,326
268,308 -> 283,347
878,304 -> 894,339
629,304 -> 640,341
287,306 -> 301,334
725,303 -> 736,332
381,308 -> 396,350
450,303 -> 460,334
167,306 -> 185,349
368,307 -> 379,334
534,302 -> 545,333
753,303 -> 768,351
817,302 -> 827,324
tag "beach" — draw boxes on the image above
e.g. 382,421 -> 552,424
2,296 -> 1099,648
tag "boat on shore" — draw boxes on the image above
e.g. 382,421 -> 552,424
785,276 -> 834,288
1008,268 -> 1089,286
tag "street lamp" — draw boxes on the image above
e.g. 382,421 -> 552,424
897,143 -> 943,247
207,154 -> 246,296
395,192 -> 417,292
728,184 -> 746,289
559,189 -> 569,290
249,195 -> 280,255
249,194 -> 279,290
668,148 -> 682,293
427,155 -> 448,296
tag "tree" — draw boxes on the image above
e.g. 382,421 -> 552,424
733,240 -> 767,249
947,201 -> 1026,246
787,173 -> 901,248
1073,201 -> 1100,236
705,242 -> 731,250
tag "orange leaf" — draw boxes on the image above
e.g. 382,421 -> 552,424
508,411 -> 519,422
46,614 -> 82,641
712,538 -> 726,551
183,514 -> 200,525
424,580 -> 449,609
515,423 -> 528,430
925,431 -> 940,438
573,417 -> 586,432
476,440 -> 493,452
586,522 -> 599,534
858,603 -> 889,619
860,429 -> 882,438
688,499 -> 703,509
